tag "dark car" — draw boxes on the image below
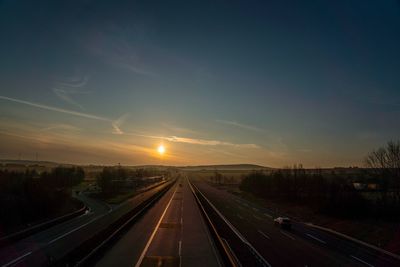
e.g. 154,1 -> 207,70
274,217 -> 291,229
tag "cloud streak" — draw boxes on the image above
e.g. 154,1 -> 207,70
0,95 -> 109,121
164,136 -> 259,148
0,96 -> 126,134
53,75 -> 90,110
57,75 -> 89,88
53,88 -> 85,110
112,113 -> 130,134
132,132 -> 260,148
0,96 -> 112,122
216,119 -> 265,132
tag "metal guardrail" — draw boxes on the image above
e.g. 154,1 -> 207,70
189,179 -> 272,267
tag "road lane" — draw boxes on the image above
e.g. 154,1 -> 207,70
95,182 -> 176,267
133,178 -> 221,267
0,182 -> 172,267
217,183 -> 399,267
0,192 -> 110,266
193,179 -> 371,267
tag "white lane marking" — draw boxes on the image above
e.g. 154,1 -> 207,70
179,240 -> 182,267
134,188 -> 177,267
280,230 -> 295,240
350,255 -> 375,267
2,251 -> 32,267
258,230 -> 271,240
264,213 -> 272,218
253,214 -> 263,220
237,214 -> 243,220
47,215 -> 101,245
306,233 -> 326,244
5,187 -> 166,266
192,182 -> 272,267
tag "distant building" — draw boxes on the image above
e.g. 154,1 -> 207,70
353,182 -> 379,191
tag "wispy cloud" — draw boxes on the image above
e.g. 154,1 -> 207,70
57,75 -> 89,88
0,95 -> 109,121
41,124 -> 81,132
216,119 -> 265,132
0,96 -> 127,135
161,123 -> 203,135
133,133 -> 260,149
112,113 -> 130,134
53,75 -> 90,110
86,29 -> 157,77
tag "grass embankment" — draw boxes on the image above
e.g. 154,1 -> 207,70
92,181 -> 168,205
104,191 -> 139,204
90,190 -> 139,205
216,183 -> 400,255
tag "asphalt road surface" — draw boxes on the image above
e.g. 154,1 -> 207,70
0,182 -> 171,267
95,178 -> 221,267
192,179 -> 400,267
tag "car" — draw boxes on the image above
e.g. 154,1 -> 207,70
274,217 -> 291,229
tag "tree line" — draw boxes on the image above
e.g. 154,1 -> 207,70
96,167 -> 167,196
0,166 -> 84,232
240,141 -> 400,219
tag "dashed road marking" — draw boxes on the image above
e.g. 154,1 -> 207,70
280,230 -> 296,240
258,230 -> 271,240
350,255 -> 374,267
2,251 -> 32,267
135,188 -> 177,267
306,233 -> 326,244
253,214 -> 263,220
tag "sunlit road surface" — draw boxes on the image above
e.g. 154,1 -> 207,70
96,178 -> 221,267
0,182 -> 171,267
192,179 -> 400,267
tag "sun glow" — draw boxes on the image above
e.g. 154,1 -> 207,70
157,144 -> 165,155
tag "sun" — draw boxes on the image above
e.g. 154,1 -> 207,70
157,144 -> 166,155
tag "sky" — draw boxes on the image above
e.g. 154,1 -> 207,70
0,0 -> 400,167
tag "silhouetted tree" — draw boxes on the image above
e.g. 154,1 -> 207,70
365,141 -> 400,205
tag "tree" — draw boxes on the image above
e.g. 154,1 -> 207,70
365,141 -> 400,205
96,167 -> 115,196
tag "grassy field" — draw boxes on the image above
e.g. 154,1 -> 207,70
183,169 -> 251,184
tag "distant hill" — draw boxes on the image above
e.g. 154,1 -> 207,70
0,160 -> 271,171
0,159 -> 73,167
179,164 -> 271,171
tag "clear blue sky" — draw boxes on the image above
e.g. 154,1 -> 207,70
0,0 -> 399,167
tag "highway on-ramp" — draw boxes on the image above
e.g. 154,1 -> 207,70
0,182 -> 171,267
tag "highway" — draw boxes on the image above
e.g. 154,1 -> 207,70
192,179 -> 400,267
95,178 -> 221,267
2,175 -> 399,267
0,181 -> 172,267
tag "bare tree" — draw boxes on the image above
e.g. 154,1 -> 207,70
365,141 -> 400,204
